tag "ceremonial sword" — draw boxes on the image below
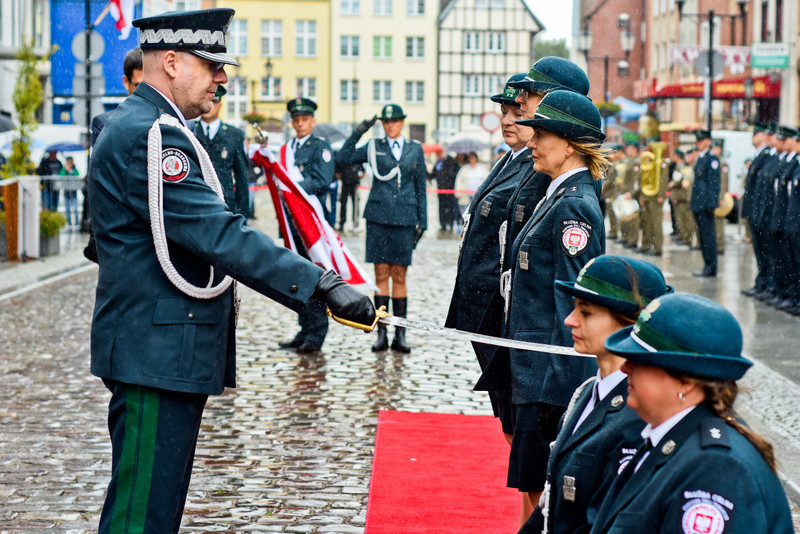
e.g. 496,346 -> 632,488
328,307 -> 595,359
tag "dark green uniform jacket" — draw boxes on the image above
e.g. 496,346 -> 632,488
88,83 -> 323,395
195,120 -> 251,217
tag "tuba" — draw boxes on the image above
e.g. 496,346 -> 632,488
640,142 -> 667,196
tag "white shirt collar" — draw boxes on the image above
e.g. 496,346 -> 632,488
546,167 -> 588,199
295,133 -> 311,149
596,369 -> 627,401
698,148 -> 709,157
201,118 -> 221,139
640,405 -> 697,447
147,84 -> 188,127
387,136 -> 404,151
510,146 -> 527,160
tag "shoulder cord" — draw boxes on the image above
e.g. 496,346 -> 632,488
147,114 -> 234,300
367,138 -> 402,187
498,220 -> 508,270
538,376 -> 596,534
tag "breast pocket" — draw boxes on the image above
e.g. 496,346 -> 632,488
147,297 -> 224,383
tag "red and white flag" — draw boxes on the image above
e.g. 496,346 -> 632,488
108,0 -> 134,40
251,144 -> 374,289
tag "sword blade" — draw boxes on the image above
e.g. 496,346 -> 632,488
379,316 -> 595,358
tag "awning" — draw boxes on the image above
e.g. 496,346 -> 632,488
652,74 -> 780,100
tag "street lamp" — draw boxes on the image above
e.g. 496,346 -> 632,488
251,59 -> 275,113
743,77 -> 754,124
578,13 -> 635,103
675,0 -> 748,131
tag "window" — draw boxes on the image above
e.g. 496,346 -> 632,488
225,76 -> 248,124
227,19 -> 248,57
373,80 -> 392,102
296,20 -> 317,57
464,32 -> 481,52
373,36 -> 392,59
405,81 -> 424,103
406,36 -> 424,59
297,77 -> 317,98
464,75 -> 481,96
341,0 -> 360,15
261,76 -> 282,100
175,0 -> 200,10
485,75 -> 504,94
341,35 -> 360,58
486,32 -> 504,53
261,20 -> 282,57
406,0 -> 424,15
341,79 -> 359,102
374,0 -> 392,15
439,115 -> 459,140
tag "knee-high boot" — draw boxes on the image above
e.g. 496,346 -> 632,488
371,295 -> 390,352
390,297 -> 411,353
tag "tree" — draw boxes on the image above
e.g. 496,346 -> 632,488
534,39 -> 569,61
1,39 -> 50,179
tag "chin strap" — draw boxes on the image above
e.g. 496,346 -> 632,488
146,113 -> 235,303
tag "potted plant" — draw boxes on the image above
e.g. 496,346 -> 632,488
39,209 -> 66,257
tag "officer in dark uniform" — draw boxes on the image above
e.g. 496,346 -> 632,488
445,73 -> 532,441
783,130 -> 800,315
740,124 -> 773,296
690,129 -> 721,276
751,124 -> 782,300
336,103 -> 427,353
88,10 -> 374,531
592,293 -> 793,534
277,97 -> 336,353
195,85 -> 251,217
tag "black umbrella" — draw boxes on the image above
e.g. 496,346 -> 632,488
0,115 -> 14,133
314,123 -> 348,144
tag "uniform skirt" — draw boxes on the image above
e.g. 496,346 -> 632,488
365,221 -> 415,265
507,402 -> 565,492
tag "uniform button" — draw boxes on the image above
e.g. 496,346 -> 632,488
289,285 -> 298,293
188,313 -> 195,320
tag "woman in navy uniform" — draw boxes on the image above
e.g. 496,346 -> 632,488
521,255 -> 671,534
336,103 -> 427,353
591,293 -> 793,533
501,90 -> 607,522
89,9 -> 374,531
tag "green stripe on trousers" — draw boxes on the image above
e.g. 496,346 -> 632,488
110,386 -> 160,533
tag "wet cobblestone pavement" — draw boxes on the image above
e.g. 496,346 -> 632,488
2,193 -> 800,532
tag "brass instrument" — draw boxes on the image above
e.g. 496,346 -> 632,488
640,142 -> 667,196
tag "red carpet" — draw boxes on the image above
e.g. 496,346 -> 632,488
366,410 -> 520,533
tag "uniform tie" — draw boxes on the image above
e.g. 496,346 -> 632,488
634,438 -> 654,472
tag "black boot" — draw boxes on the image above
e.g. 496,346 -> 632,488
372,295 -> 390,352
390,297 -> 411,353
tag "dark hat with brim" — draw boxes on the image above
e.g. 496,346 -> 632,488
516,90 -> 606,143
212,84 -> 227,101
752,122 -> 770,134
378,103 -> 406,121
604,293 -> 752,381
490,73 -> 526,105
287,97 -> 317,116
556,255 -> 672,316
776,125 -> 797,140
508,56 -> 590,96
133,9 -> 240,66
694,129 -> 711,141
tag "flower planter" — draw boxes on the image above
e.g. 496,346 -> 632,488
39,233 -> 60,257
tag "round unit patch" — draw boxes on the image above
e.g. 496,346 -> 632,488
322,149 -> 332,163
560,219 -> 593,257
681,502 -> 725,534
162,148 -> 190,183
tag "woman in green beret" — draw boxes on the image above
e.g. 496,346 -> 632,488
590,293 -> 792,533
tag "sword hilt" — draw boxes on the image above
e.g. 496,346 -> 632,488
327,305 -> 389,333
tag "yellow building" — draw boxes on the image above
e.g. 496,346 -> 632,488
217,0 -> 332,142
329,0 -> 438,142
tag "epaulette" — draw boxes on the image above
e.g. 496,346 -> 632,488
700,418 -> 732,449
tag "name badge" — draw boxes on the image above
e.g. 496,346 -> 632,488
519,251 -> 529,271
563,476 -> 576,502
480,200 -> 492,217
221,148 -> 228,160
515,204 -> 525,223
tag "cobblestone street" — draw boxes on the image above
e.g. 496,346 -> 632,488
2,191 -> 800,532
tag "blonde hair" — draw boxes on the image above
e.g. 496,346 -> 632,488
568,138 -> 611,180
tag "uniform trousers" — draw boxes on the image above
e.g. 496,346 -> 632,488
100,379 -> 207,534
693,209 -> 717,273
338,181 -> 360,228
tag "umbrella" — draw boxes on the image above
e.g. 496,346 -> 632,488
313,123 -> 348,144
447,138 -> 488,154
0,115 -> 14,133
43,142 -> 87,153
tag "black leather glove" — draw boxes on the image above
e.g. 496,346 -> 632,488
412,226 -> 425,248
353,115 -> 378,138
313,270 -> 376,326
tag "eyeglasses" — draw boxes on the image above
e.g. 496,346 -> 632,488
177,51 -> 225,75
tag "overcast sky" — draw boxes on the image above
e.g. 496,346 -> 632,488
527,0 -> 573,45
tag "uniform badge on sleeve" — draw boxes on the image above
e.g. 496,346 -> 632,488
681,490 -> 733,534
322,149 -> 332,163
161,148 -> 190,183
711,160 -> 719,170
560,219 -> 593,257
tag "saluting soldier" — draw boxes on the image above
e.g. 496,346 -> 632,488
690,130 -> 721,277
336,103 -> 427,353
195,85 -> 251,217
87,9 -> 374,530
740,124 -> 773,297
277,97 -> 336,353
